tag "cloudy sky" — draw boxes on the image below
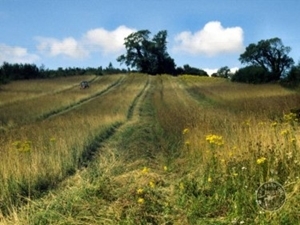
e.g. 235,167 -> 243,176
1,0 -> 299,74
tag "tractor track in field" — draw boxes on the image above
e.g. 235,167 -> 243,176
79,76 -> 151,167
0,76 -> 103,131
0,76 -> 99,108
7,76 -> 151,224
40,76 -> 126,121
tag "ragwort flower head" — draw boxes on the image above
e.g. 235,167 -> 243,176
149,181 -> 155,188
136,188 -> 144,195
137,198 -> 145,204
206,134 -> 224,146
256,157 -> 267,165
141,167 -> 149,174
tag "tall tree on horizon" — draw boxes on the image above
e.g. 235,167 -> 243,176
239,37 -> 294,81
117,30 -> 176,75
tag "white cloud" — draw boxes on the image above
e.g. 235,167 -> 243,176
36,37 -> 88,59
204,67 -> 239,76
36,25 -> 136,59
203,68 -> 218,76
84,25 -> 136,54
0,44 -> 40,64
174,21 -> 244,56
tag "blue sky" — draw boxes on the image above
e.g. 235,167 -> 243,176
0,0 -> 299,74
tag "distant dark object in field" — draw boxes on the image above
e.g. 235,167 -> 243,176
80,81 -> 89,89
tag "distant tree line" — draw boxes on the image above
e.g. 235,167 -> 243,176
0,62 -> 129,84
117,30 -> 298,85
0,61 -> 209,85
1,30 -> 299,86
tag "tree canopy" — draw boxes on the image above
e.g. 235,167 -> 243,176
232,66 -> 271,84
117,30 -> 176,75
217,66 -> 231,78
239,37 -> 294,81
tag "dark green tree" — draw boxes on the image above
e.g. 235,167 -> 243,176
232,66 -> 271,84
217,66 -> 230,78
239,37 -> 294,81
181,64 -> 208,76
117,30 -> 176,75
281,62 -> 300,87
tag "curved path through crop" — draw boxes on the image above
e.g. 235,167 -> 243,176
43,75 -> 126,120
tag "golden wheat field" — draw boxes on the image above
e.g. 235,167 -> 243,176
0,74 -> 300,224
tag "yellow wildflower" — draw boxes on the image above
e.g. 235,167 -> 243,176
257,157 -> 267,165
163,166 -> 168,171
137,198 -> 145,204
136,188 -> 143,195
206,134 -> 224,146
149,181 -> 155,188
208,177 -> 212,182
141,167 -> 149,174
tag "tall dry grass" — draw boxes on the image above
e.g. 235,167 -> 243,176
0,75 -> 124,130
176,75 -> 300,223
0,75 -> 96,106
1,75 -> 299,224
0,73 -> 148,215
